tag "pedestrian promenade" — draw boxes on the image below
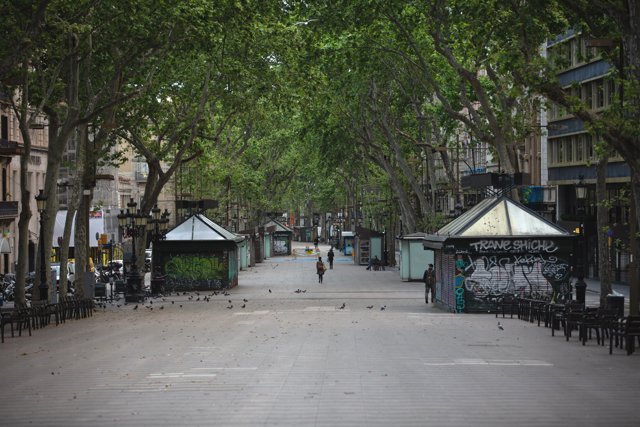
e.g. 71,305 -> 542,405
0,242 -> 639,426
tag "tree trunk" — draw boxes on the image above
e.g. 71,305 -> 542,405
41,119 -> 65,302
13,61 -> 33,308
15,130 -> 31,308
597,156 -> 612,306
73,124 -> 89,298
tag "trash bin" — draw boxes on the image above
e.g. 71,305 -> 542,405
574,278 -> 587,304
81,272 -> 96,298
115,280 -> 126,293
95,282 -> 107,299
606,294 -> 625,317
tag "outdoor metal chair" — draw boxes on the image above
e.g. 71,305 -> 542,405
13,308 -> 32,339
496,294 -> 518,319
1,310 -> 13,343
622,316 -> 640,355
549,303 -> 565,336
577,308 -> 601,345
530,300 -> 548,326
563,301 -> 585,341
608,316 -> 627,354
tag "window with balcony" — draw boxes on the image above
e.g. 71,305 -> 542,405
1,115 -> 8,139
595,79 -> 605,109
134,161 -> 149,181
575,136 -> 584,162
549,133 -> 615,166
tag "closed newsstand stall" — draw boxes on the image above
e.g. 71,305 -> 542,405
157,214 -> 245,292
399,232 -> 434,281
353,226 -> 383,266
264,219 -> 293,256
341,231 -> 355,256
423,196 -> 575,313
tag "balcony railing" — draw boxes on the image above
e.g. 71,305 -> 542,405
0,138 -> 24,156
0,201 -> 19,221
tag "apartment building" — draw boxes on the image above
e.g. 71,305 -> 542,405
0,100 -> 48,274
545,30 -> 628,281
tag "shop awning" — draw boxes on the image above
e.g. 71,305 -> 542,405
52,210 -> 106,248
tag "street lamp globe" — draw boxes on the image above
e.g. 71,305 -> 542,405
152,205 -> 161,221
127,198 -> 138,216
575,177 -> 587,201
35,189 -> 47,212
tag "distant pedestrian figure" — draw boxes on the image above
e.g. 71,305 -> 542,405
423,263 -> 436,304
367,255 -> 380,271
327,248 -> 335,269
316,256 -> 326,283
314,237 -> 319,250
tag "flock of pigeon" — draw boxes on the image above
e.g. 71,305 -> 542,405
113,288 -> 393,313
124,290 -> 248,311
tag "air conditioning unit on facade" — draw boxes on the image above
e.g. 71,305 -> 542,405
543,186 -> 557,203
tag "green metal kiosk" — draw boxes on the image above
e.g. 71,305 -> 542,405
157,214 -> 245,292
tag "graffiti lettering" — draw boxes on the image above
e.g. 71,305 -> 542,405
541,261 -> 570,282
455,285 -> 465,313
449,252 -> 570,313
165,277 -> 224,292
273,239 -> 289,255
163,253 -> 228,291
455,274 -> 465,313
468,239 -> 558,254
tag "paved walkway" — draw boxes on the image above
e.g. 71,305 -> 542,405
1,242 -> 639,426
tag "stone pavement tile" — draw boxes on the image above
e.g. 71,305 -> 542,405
1,247 -> 639,426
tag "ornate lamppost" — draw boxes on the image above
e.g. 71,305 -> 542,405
575,177 -> 588,277
118,198 -> 147,303
35,189 -> 48,303
147,205 -> 170,296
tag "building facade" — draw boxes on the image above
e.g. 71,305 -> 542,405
545,30 -> 628,281
0,99 -> 48,274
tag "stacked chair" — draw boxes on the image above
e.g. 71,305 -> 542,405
1,296 -> 94,344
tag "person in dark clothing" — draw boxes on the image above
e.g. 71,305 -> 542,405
423,263 -> 436,304
327,248 -> 335,269
316,256 -> 326,283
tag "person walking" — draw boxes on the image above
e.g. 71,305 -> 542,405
423,263 -> 436,304
327,248 -> 335,269
316,256 -> 326,283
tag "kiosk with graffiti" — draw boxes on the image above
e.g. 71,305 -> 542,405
424,196 -> 576,313
164,252 -> 228,291
453,249 -> 572,312
272,236 -> 290,255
